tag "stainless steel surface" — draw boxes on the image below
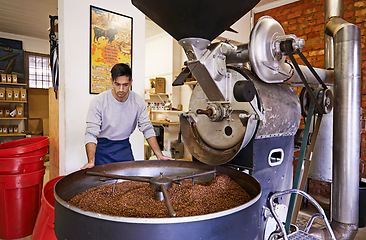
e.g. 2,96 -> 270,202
269,189 -> 336,240
287,65 -> 334,85
179,68 -> 260,165
54,160 -> 262,240
325,0 -> 344,69
180,39 -> 246,102
180,66 -> 300,165
226,43 -> 250,64
326,14 -> 361,233
309,110 -> 334,182
249,16 -> 292,83
179,38 -> 210,61
160,184 -> 176,217
252,77 -> 301,139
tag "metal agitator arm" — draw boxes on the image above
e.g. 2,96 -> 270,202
86,169 -> 217,217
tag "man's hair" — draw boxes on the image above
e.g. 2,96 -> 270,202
111,63 -> 132,81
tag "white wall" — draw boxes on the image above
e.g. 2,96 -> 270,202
0,31 -> 49,54
58,0 -> 146,174
145,32 -> 173,95
219,12 -> 252,44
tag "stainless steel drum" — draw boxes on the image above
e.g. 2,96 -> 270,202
54,160 -> 262,240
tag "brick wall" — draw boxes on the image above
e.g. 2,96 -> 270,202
255,0 -> 366,178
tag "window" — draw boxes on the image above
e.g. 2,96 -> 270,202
24,51 -> 52,89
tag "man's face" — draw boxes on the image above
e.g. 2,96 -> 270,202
112,75 -> 132,102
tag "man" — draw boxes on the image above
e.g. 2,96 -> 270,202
82,63 -> 173,169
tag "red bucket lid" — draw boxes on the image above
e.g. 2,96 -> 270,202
0,137 -> 49,157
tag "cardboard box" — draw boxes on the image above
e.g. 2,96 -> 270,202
15,105 -> 23,118
4,106 -> 10,117
8,126 -> 13,134
13,88 -> 20,101
0,106 -> 3,117
2,126 -> 7,134
12,74 -> 17,83
0,126 -> 2,134
20,88 -> 27,101
0,88 -> 5,101
150,77 -> 165,94
5,88 -> 13,100
1,74 -> 6,83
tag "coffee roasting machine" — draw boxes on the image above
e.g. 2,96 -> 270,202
54,0 -> 361,239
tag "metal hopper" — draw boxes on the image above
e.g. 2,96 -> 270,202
131,0 -> 260,41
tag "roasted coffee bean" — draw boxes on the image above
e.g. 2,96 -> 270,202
69,174 -> 251,218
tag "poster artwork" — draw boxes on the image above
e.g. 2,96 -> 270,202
90,6 -> 132,94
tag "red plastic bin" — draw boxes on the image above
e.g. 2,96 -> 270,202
7,146 -> 48,158
0,154 -> 45,175
0,168 -> 45,239
32,176 -> 64,240
0,136 -> 49,157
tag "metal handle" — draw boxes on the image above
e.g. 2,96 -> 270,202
269,189 -> 336,240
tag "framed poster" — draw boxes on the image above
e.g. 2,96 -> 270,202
90,6 -> 133,94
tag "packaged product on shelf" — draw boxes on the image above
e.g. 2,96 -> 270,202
12,74 -> 17,83
5,88 -> 13,100
1,74 -> 6,83
6,74 -> 12,83
0,87 -> 5,101
16,105 -> 23,118
155,77 -> 166,93
8,126 -> 13,134
13,88 -> 20,101
150,77 -> 166,93
4,106 -> 10,117
2,126 -> 7,134
13,125 -> 18,133
0,106 -> 3,117
0,126 -> 2,134
20,88 -> 27,101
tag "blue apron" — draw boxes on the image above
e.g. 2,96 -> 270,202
95,138 -> 134,166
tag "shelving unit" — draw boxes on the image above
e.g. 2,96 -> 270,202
0,82 -> 27,86
0,81 -> 27,138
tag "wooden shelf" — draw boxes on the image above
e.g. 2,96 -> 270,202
0,117 -> 26,120
184,81 -> 197,85
151,120 -> 179,125
150,110 -> 182,113
149,93 -> 169,96
0,133 -> 26,136
0,82 -> 27,86
0,100 -> 27,103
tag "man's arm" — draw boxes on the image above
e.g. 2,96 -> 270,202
81,142 -> 97,169
146,136 -> 174,160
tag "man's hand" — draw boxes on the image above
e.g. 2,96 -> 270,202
146,136 -> 175,160
81,162 -> 95,169
83,143 -> 96,169
158,155 -> 175,161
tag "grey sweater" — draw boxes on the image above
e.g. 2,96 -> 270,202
85,90 -> 155,144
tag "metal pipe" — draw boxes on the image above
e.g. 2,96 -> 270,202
287,65 -> 334,85
325,0 -> 343,69
326,14 -> 361,240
